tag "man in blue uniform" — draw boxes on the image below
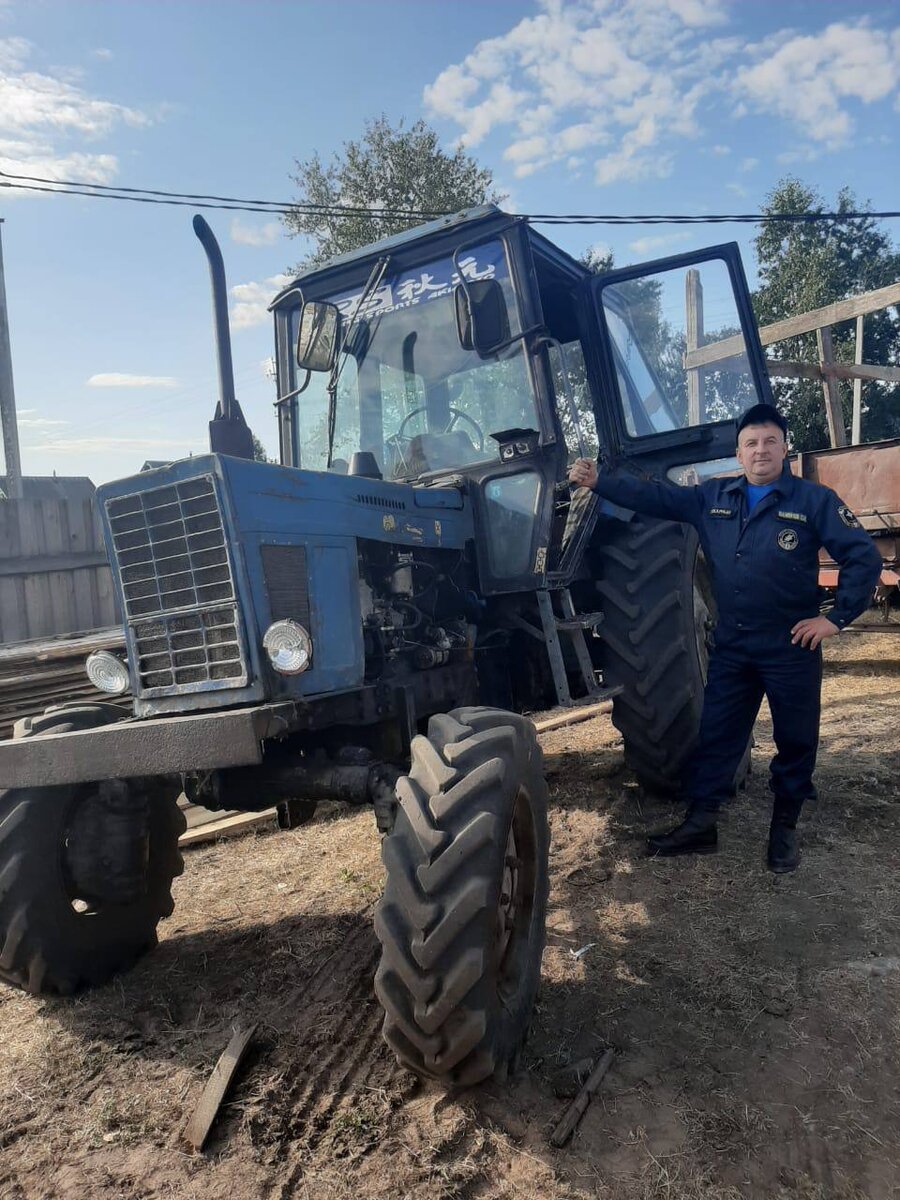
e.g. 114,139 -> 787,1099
569,403 -> 883,872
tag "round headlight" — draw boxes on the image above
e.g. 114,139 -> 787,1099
263,620 -> 312,674
86,650 -> 130,695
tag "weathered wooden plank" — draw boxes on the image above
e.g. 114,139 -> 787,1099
182,1024 -> 257,1153
685,280 -> 900,369
0,550 -> 110,578
852,315 -> 864,445
180,809 -> 279,848
766,360 -> 900,384
685,268 -> 704,426
817,326 -> 848,448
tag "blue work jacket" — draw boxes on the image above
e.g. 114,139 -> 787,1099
591,464 -> 883,637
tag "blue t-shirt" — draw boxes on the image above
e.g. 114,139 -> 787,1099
746,482 -> 777,512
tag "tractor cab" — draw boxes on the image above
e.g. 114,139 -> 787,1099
271,206 -> 771,597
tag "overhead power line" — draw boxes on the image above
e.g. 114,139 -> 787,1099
1,169 -> 898,226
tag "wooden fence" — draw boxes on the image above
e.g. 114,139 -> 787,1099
0,485 -> 119,644
685,279 -> 900,448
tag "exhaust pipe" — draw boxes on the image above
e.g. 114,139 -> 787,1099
192,214 -> 254,460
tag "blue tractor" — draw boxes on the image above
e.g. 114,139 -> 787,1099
0,206 -> 772,1086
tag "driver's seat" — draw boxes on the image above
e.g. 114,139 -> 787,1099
395,430 -> 479,477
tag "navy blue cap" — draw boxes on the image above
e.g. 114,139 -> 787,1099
736,403 -> 788,439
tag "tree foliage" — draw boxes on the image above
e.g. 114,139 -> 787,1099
285,116 -> 502,271
753,178 -> 900,450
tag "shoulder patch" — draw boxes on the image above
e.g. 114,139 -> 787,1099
708,507 -> 735,518
838,504 -> 861,529
777,510 -> 807,524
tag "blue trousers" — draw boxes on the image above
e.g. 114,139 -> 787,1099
684,630 -> 823,823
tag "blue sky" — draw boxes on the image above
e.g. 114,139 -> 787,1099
0,0 -> 898,484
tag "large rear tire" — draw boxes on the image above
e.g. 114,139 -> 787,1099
0,781 -> 185,995
593,516 -> 747,794
375,707 -> 549,1088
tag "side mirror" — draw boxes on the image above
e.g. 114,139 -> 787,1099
454,279 -> 510,356
296,301 -> 341,372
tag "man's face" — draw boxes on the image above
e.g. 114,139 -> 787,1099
736,422 -> 787,485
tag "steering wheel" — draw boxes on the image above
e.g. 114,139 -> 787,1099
395,406 -> 485,452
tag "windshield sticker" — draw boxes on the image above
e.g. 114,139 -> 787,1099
332,245 -> 507,320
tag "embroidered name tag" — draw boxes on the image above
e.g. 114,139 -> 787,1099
777,510 -> 807,523
709,507 -> 735,518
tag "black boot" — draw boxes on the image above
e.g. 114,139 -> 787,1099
647,810 -> 718,858
768,822 -> 800,873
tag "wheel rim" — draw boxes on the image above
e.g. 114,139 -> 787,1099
60,785 -> 150,915
496,786 -> 538,1004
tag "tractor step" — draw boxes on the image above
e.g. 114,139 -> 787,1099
555,611 -> 604,632
534,589 -> 610,708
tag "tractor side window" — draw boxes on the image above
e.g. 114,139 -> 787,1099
600,258 -> 762,438
483,472 -> 541,578
546,340 -> 598,462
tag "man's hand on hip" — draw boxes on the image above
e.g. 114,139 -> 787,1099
569,458 -> 598,489
791,615 -> 840,650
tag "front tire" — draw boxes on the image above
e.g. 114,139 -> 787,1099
0,781 -> 185,995
375,707 -> 549,1087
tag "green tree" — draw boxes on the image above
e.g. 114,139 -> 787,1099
285,116 -> 502,270
753,178 -> 900,450
251,433 -> 274,464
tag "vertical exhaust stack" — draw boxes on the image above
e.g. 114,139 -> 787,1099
192,215 -> 254,460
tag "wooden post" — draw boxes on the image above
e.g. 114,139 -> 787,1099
0,221 -> 24,499
852,314 -> 864,445
815,326 -> 847,448
685,269 -> 704,426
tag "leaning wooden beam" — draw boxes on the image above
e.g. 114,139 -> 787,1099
180,809 -> 278,848
550,1047 -> 616,1148
182,1024 -> 257,1153
816,326 -> 848,448
766,360 -> 900,384
685,280 -> 900,370
852,315 -> 864,445
533,700 -> 613,734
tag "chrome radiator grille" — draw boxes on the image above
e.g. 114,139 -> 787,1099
106,477 -> 247,693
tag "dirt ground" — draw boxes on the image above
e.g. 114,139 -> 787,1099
1,630 -> 899,1200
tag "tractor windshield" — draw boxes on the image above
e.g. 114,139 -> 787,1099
290,240 -> 539,479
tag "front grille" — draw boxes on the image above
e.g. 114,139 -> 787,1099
106,477 -> 247,694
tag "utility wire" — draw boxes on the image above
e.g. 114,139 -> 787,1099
1,169 -> 898,225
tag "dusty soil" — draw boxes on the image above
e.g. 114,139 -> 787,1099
1,631 -> 899,1200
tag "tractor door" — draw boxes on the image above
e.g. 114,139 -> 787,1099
589,242 -> 774,480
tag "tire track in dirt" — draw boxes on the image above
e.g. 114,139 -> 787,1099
248,900 -> 410,1187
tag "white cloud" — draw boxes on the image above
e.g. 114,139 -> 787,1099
726,181 -> 749,199
733,21 -> 900,148
92,48 -> 113,61
229,218 -> 282,247
17,415 -> 69,427
87,373 -> 179,388
628,230 -> 693,255
739,156 -> 759,172
0,35 -> 153,189
230,274 -> 292,330
424,4 -> 900,185
24,436 -> 196,456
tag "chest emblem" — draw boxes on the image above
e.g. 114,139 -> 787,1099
838,504 -> 861,528
709,507 -> 736,518
777,528 -> 799,551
